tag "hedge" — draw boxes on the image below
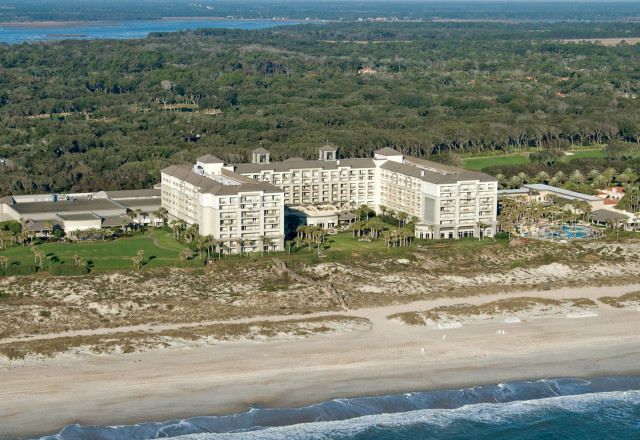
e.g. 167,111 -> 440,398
48,265 -> 90,276
0,265 -> 38,277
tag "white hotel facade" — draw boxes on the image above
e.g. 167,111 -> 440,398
161,145 -> 498,253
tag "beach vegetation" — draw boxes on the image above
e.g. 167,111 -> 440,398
0,315 -> 371,360
598,291 -> 640,308
388,297 -> 597,325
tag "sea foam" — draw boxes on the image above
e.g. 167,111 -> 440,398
35,376 -> 640,440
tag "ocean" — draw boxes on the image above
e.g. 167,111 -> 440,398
0,19 -> 321,44
34,376 -> 640,440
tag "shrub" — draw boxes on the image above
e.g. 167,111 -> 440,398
48,265 -> 89,276
494,232 -> 510,240
0,265 -> 38,277
172,259 -> 206,268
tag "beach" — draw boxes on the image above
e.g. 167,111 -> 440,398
1,283 -> 639,439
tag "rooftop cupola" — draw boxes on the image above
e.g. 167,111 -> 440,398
319,143 -> 338,161
252,147 -> 270,164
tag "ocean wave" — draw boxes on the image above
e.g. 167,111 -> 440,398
33,376 -> 640,440
171,390 -> 640,440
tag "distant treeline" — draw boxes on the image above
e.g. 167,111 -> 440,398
1,0 -> 640,23
0,21 -> 639,195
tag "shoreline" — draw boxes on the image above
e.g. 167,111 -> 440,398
2,283 -> 640,439
0,17 -> 330,28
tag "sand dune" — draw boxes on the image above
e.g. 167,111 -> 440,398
1,284 -> 639,439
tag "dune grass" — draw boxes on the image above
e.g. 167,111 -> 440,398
388,297 -> 597,325
598,291 -> 640,308
0,316 -> 371,360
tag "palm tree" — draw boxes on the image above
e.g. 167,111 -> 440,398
397,211 -> 408,227
127,211 -> 137,228
587,169 -> 600,183
534,171 -> 551,184
44,220 -> 54,238
120,218 -> 128,234
258,235 -> 265,257
35,249 -> 45,268
286,240 -> 293,255
569,170 -> 584,184
170,220 -> 183,240
235,238 -> 244,256
154,207 -> 168,227
476,221 -> 487,240
0,256 -> 8,268
131,256 -> 142,270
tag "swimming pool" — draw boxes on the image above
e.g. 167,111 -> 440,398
546,225 -> 593,240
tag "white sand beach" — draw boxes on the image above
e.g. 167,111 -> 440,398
1,284 -> 640,439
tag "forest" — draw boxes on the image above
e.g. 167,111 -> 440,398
3,0 -> 640,23
0,21 -> 639,195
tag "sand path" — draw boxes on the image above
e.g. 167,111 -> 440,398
2,283 -> 637,344
1,283 -> 640,439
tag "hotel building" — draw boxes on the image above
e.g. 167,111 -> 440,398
160,145 -> 498,252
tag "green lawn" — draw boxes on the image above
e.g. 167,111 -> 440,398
0,228 -> 505,274
563,149 -> 606,161
150,229 -> 190,251
463,154 -> 530,170
463,149 -> 605,171
323,233 -> 389,252
0,234 -> 181,270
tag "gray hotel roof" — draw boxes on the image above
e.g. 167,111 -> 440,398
58,213 -> 101,221
232,158 -> 375,174
102,189 -> 161,199
319,144 -> 338,152
523,184 -> 602,202
117,197 -> 162,211
197,154 -> 224,164
161,165 -> 282,195
380,161 -> 496,185
8,198 -> 125,215
374,147 -> 403,156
